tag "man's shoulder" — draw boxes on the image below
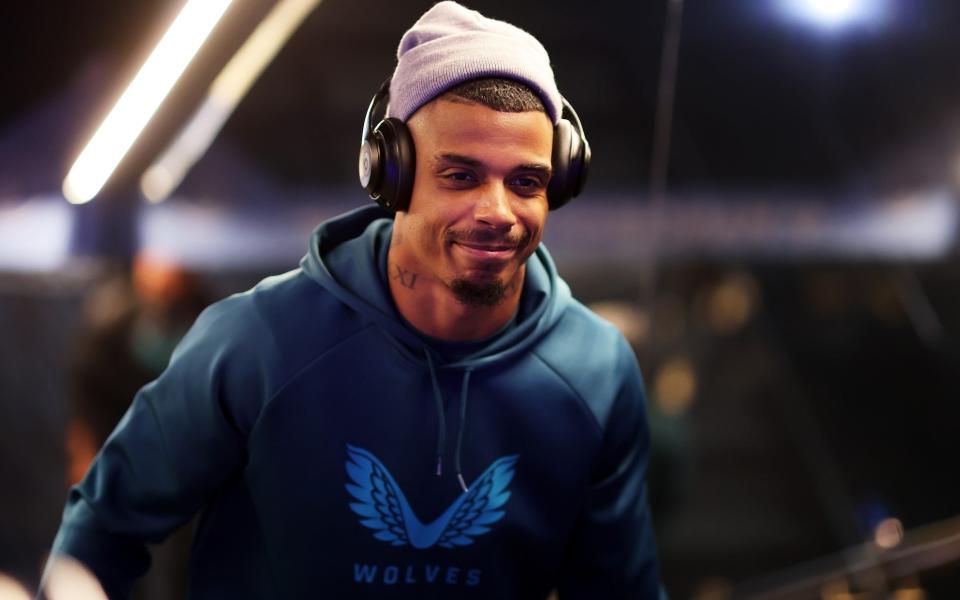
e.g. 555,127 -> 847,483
539,297 -> 632,358
523,297 -> 644,434
197,267 -> 367,360
532,298 -> 640,398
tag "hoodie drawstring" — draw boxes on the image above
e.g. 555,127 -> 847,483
454,367 -> 474,493
424,350 -> 446,477
423,349 -> 474,493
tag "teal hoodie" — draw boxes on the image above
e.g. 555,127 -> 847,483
51,206 -> 662,599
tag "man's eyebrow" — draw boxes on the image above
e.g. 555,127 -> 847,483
434,153 -> 482,167
516,163 -> 552,175
433,153 -> 552,175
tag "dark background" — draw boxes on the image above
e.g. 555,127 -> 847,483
4,0 -> 960,190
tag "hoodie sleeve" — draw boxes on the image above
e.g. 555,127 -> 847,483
48,296 -> 271,599
557,335 -> 665,600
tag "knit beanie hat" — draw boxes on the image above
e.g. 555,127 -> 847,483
387,1 -> 562,125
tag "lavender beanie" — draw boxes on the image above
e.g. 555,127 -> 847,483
387,1 -> 562,125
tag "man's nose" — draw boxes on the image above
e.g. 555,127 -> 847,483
474,184 -> 517,229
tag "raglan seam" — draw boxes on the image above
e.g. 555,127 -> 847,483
248,323 -> 377,438
141,393 -> 177,500
530,349 -> 604,439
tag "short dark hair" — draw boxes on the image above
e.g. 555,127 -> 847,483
443,77 -> 546,114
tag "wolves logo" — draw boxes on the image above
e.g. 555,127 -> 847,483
345,445 -> 518,549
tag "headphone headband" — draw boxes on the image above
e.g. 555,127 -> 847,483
360,78 -> 391,144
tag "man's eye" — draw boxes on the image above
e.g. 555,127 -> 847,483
443,172 -> 476,183
510,176 -> 546,191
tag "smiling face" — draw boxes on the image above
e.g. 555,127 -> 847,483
392,96 -> 553,307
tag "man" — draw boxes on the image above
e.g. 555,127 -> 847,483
49,2 -> 663,598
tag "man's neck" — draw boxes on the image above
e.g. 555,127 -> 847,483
386,247 -> 523,342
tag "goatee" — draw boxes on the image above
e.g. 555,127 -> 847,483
450,278 -> 508,307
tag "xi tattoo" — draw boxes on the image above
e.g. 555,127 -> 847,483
392,264 -> 419,289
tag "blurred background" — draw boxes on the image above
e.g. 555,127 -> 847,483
2,0 -> 959,598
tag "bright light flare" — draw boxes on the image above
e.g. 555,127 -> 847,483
874,517 -> 904,549
142,0 -> 322,203
0,573 -> 30,600
774,0 -> 891,31
803,0 -> 860,23
41,556 -> 108,600
63,0 -> 234,204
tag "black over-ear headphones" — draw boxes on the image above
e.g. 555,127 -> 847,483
358,78 -> 591,213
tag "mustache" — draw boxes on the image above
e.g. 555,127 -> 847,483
445,228 -> 531,247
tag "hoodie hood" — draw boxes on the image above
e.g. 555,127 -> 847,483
300,205 -> 571,369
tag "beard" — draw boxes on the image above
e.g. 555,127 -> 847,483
450,277 -> 508,307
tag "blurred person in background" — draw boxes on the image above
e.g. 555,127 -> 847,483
46,2 -> 664,598
66,254 -> 210,600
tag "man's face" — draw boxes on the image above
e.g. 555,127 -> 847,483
394,97 -> 553,306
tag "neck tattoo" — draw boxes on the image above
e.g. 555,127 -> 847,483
391,264 -> 419,290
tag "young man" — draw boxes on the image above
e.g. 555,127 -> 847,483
49,2 -> 664,598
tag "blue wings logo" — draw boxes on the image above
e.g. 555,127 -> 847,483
345,444 -> 519,549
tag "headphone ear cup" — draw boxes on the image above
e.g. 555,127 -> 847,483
363,118 -> 416,213
548,118 -> 588,210
359,137 -> 382,198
